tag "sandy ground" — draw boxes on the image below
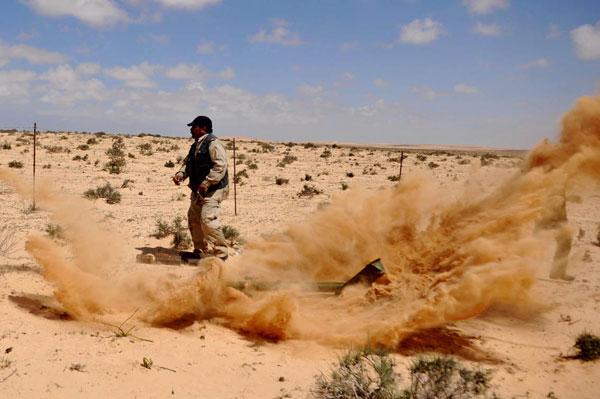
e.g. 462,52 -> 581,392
0,130 -> 599,398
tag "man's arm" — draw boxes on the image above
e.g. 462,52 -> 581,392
173,155 -> 189,185
199,140 -> 227,191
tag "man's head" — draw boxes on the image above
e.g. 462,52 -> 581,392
187,115 -> 212,139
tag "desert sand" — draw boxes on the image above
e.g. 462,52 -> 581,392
1,97 -> 600,398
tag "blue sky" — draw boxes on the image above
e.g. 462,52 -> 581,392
0,0 -> 599,148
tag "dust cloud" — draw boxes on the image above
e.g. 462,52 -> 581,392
3,95 -> 600,349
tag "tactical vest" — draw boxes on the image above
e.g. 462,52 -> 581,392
185,134 -> 229,193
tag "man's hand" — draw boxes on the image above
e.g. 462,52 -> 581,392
198,183 -> 209,195
172,173 -> 183,185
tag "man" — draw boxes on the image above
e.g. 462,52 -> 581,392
173,115 -> 230,261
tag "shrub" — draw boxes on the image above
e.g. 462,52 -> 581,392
0,225 -> 17,257
221,225 -> 241,245
104,137 -> 126,174
234,169 -> 249,184
298,184 -> 322,198
320,148 -> 332,158
42,164 -> 51,169
303,142 -> 316,149
45,145 -> 70,154
303,174 -> 312,181
164,160 -> 175,168
416,154 -> 427,162
314,351 -> 495,399
346,172 -> 354,178
45,223 -> 64,239
387,175 -> 400,182
259,142 -> 275,152
277,154 -> 298,167
458,159 -> 471,165
275,177 -> 289,185
1,142 -> 11,150
314,348 -> 399,399
84,183 -> 122,204
427,162 -> 439,169
138,142 -> 153,156
246,161 -> 258,170
8,160 -> 23,168
77,144 -> 90,151
86,137 -> 98,145
341,182 -> 349,190
574,332 -> 600,361
151,216 -> 191,249
72,154 -> 88,161
121,179 -> 134,188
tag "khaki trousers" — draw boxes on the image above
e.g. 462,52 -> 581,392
188,187 -> 229,258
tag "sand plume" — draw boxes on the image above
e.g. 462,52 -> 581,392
2,94 -> 600,349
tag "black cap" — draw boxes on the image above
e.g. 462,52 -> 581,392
187,115 -> 213,132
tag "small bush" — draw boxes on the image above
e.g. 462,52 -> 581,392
221,225 -> 241,245
164,160 -> 175,168
42,164 -> 51,169
341,182 -> 349,190
427,162 -> 439,169
574,332 -> 600,361
303,174 -> 313,181
298,184 -> 322,198
77,144 -> 90,151
458,159 -> 471,165
277,154 -> 298,167
8,160 -> 23,168
259,142 -> 275,153
1,142 -> 11,150
320,148 -> 332,158
151,217 -> 192,249
138,142 -> 153,156
346,172 -> 354,178
72,154 -> 89,161
246,161 -> 258,170
45,145 -> 70,154
275,177 -> 289,185
387,175 -> 400,182
86,137 -> 98,145
104,138 -> 126,174
303,142 -> 316,149
121,179 -> 134,188
416,154 -> 427,162
84,183 -> 121,204
234,169 -> 249,184
45,223 -> 64,239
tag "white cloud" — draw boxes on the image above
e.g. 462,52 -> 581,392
217,67 -> 235,80
472,22 -> 502,36
411,86 -> 444,100
104,62 -> 160,88
571,21 -> 600,60
374,78 -> 390,88
342,72 -> 355,81
17,30 -> 37,41
297,84 -> 323,96
76,62 -> 101,75
24,0 -> 129,28
39,64 -> 107,105
521,58 -> 550,69
0,69 -> 37,99
249,19 -> 303,46
463,0 -> 509,15
399,18 -> 444,45
197,41 -> 215,54
155,0 -> 221,10
454,83 -> 480,94
547,24 -> 561,39
0,41 -> 67,65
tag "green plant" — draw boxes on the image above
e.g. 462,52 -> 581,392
298,184 -> 322,198
314,348 -> 399,399
164,160 -> 175,168
221,225 -> 241,245
84,183 -> 122,204
405,356 -> 492,399
320,148 -> 332,158
574,332 -> 600,361
277,154 -> 298,167
8,160 -> 23,168
416,154 -> 427,162
77,144 -> 90,151
1,142 -> 11,150
45,223 -> 64,239
44,145 -> 70,153
86,137 -> 98,145
303,142 -> 316,149
104,137 -> 126,174
259,142 -> 275,152
151,217 -> 192,249
234,169 -> 249,184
